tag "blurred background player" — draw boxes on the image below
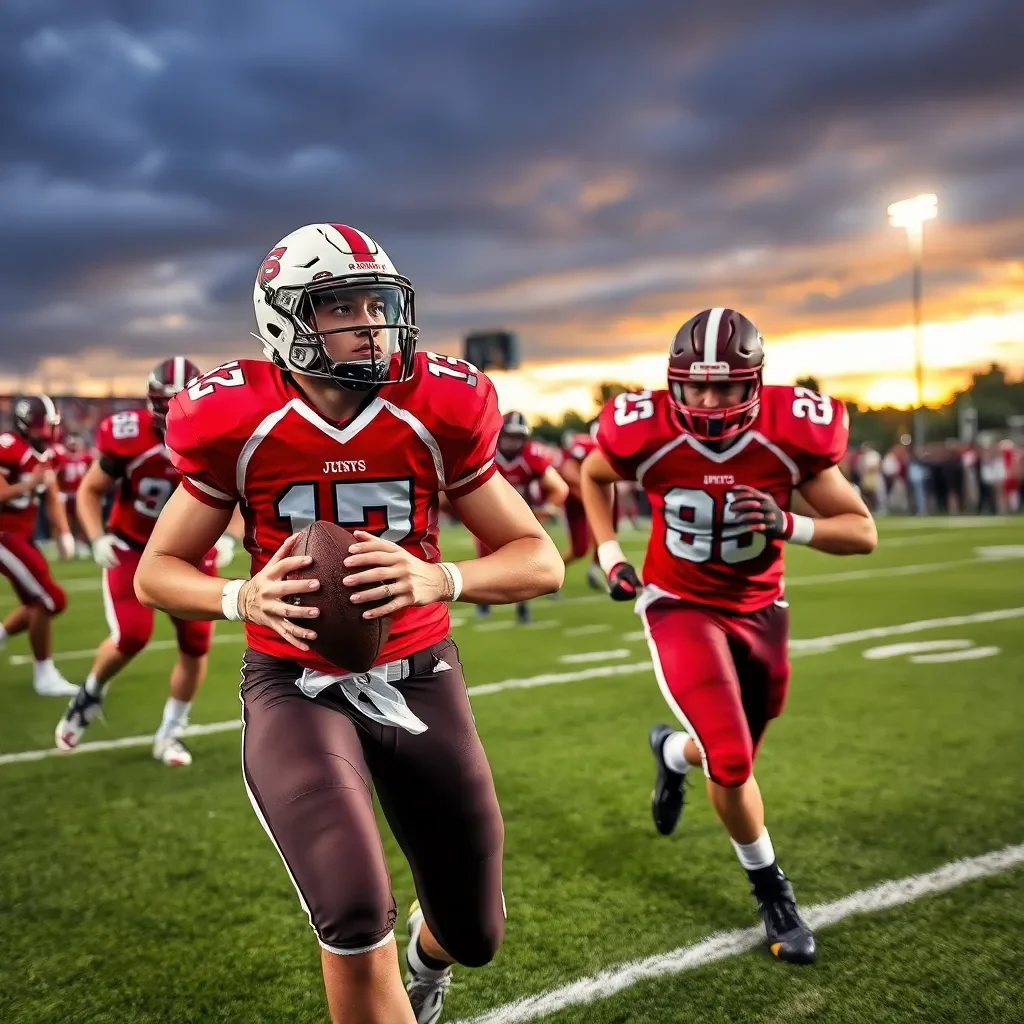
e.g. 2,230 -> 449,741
54,357 -> 234,766
582,308 -> 877,966
0,395 -> 77,696
476,411 -> 568,622
52,430 -> 94,556
555,423 -> 610,590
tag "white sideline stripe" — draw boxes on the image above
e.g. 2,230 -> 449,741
564,624 -> 611,636
3,605 -> 1021,766
8,630 -> 246,666
453,843 -> 1024,1024
558,649 -> 631,664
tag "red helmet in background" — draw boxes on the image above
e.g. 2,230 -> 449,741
667,308 -> 764,441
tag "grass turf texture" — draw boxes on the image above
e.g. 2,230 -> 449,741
1,517 -> 1023,1023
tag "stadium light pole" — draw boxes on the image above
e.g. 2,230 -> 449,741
887,192 -> 937,446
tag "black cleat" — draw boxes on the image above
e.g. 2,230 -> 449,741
749,864 -> 817,965
649,724 -> 686,836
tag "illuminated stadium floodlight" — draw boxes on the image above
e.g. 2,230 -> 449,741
888,193 -> 937,444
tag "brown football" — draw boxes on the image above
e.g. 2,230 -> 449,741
285,521 -> 391,673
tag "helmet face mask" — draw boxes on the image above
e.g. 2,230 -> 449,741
667,308 -> 765,442
254,224 -> 419,392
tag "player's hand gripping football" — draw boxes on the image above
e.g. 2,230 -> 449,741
727,485 -> 790,539
236,533 -> 321,649
607,561 -> 642,602
342,530 -> 448,620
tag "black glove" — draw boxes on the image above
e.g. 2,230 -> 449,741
607,561 -> 642,601
728,485 -> 791,540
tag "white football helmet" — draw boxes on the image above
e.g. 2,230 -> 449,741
252,223 -> 418,390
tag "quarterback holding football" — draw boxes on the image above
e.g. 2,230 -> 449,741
135,223 -> 564,1024
582,308 -> 877,965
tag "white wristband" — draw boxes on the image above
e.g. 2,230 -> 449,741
440,561 -> 463,602
788,514 -> 816,545
221,579 -> 246,621
597,540 -> 627,575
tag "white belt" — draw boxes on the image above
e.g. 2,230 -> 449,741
295,658 -> 428,735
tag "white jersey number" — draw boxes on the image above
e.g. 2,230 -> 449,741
612,391 -> 655,426
133,477 -> 175,519
791,386 -> 833,426
663,487 -> 766,565
188,362 -> 247,401
275,480 -> 414,543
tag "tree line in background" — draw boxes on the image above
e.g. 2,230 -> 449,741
530,365 -> 1024,449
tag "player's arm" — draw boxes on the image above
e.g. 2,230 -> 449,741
538,465 -> 569,507
730,466 -> 877,556
557,457 -> 582,495
342,473 -> 565,618
213,504 -> 246,569
795,465 -> 877,554
77,457 -> 131,568
0,464 -> 46,502
581,448 -> 641,600
135,487 -> 322,651
42,469 -> 74,558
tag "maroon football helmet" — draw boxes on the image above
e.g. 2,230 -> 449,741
667,308 -> 764,441
14,395 -> 62,452
499,410 -> 530,457
147,357 -> 202,435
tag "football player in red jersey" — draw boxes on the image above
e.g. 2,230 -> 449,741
0,395 -> 78,696
555,423 -> 612,590
52,431 -> 94,553
53,357 -> 222,767
582,308 -> 877,966
475,411 -> 568,622
133,223 -> 563,1024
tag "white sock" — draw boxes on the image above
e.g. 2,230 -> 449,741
406,933 -> 449,979
0,624 -> 8,645
33,658 -> 57,680
157,698 -> 191,739
662,731 -> 694,774
731,829 -> 776,871
84,673 -> 106,699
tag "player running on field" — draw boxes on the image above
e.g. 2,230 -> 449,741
582,308 -> 877,965
134,223 -> 563,1024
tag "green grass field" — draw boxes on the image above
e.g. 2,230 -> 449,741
2,517 -> 1024,1024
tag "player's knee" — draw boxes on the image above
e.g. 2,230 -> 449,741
442,913 -> 505,968
316,897 -> 396,955
115,626 -> 151,656
178,636 -> 211,659
709,745 -> 754,788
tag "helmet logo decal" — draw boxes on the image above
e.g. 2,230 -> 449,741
261,246 -> 287,283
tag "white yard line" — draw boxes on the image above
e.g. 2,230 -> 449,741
453,842 -> 1024,1024
558,649 -> 631,664
3,605 -> 1021,767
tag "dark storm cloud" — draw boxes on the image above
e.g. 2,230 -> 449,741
0,0 -> 1022,374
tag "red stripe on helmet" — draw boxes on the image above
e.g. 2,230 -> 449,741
330,224 -> 378,263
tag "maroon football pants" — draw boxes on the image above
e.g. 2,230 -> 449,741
240,638 -> 505,963
640,598 -> 791,788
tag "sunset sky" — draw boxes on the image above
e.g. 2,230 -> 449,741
2,0 -> 1022,420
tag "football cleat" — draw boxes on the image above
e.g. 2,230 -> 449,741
649,724 -> 687,836
153,735 -> 193,767
405,900 -> 452,1024
55,685 -> 104,749
34,671 -> 80,699
750,865 -> 817,965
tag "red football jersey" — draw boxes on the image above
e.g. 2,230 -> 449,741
495,441 -> 554,504
598,385 -> 848,613
166,352 -> 502,670
559,432 -> 598,467
52,445 -> 94,495
95,408 -> 180,548
0,432 -> 49,536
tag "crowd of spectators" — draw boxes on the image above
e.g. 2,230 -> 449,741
844,437 -> 1023,516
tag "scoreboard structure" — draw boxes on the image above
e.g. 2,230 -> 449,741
463,331 -> 520,372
